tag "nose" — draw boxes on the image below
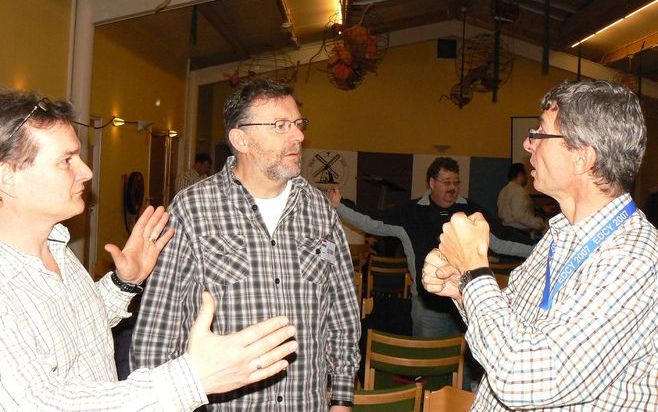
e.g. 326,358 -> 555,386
77,159 -> 93,182
289,124 -> 304,143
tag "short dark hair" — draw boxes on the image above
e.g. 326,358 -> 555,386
194,153 -> 212,165
223,77 -> 295,154
426,157 -> 459,184
508,163 -> 526,181
0,89 -> 76,170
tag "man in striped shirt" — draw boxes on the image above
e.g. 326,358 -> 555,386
131,78 -> 361,411
0,90 -> 297,410
424,80 -> 658,410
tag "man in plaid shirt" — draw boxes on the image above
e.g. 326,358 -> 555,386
424,80 -> 657,410
131,78 -> 361,411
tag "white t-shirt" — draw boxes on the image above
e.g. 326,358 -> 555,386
254,180 -> 292,236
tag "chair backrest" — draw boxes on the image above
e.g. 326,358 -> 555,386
350,243 -> 371,270
354,383 -> 422,412
494,273 -> 509,288
367,256 -> 411,298
361,296 -> 374,319
355,270 -> 364,300
364,329 -> 466,391
422,386 -> 475,412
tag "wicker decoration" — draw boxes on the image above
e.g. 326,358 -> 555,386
455,33 -> 514,93
308,3 -> 388,91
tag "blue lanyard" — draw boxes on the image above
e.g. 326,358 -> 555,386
539,200 -> 637,310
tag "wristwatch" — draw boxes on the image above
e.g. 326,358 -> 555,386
459,267 -> 494,294
111,271 -> 144,294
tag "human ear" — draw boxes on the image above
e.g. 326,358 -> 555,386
228,129 -> 249,154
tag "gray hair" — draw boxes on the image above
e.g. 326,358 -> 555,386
541,80 -> 646,195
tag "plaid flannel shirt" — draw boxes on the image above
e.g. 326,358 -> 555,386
0,224 -> 206,411
131,156 -> 361,411
464,194 -> 658,411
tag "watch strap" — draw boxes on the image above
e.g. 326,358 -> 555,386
111,271 -> 144,294
459,267 -> 494,294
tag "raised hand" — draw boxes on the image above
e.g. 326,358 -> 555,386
326,187 -> 342,209
422,248 -> 462,302
188,292 -> 298,395
438,212 -> 490,273
104,205 -> 174,284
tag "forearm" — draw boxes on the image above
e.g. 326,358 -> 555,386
3,355 -> 206,411
96,272 -> 136,327
463,258 -> 656,408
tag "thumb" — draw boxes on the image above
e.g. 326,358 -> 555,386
190,291 -> 216,339
104,244 -> 123,264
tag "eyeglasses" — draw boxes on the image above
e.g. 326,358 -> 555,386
7,98 -> 50,140
528,128 -> 564,140
436,180 -> 461,186
238,118 -> 309,134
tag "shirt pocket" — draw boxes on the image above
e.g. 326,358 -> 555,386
296,236 -> 332,285
199,235 -> 250,285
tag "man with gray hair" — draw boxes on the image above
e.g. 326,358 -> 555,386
423,80 -> 657,410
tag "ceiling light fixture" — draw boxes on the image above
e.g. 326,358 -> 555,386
571,0 -> 658,48
168,130 -> 178,138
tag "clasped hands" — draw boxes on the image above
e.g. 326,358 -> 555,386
422,212 -> 490,304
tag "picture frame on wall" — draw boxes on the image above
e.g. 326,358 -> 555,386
510,116 -> 537,164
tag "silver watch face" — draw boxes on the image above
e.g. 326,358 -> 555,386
459,274 -> 470,293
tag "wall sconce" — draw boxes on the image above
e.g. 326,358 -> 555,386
112,117 -> 126,127
168,130 -> 178,138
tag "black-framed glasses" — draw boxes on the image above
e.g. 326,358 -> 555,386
238,118 -> 309,134
528,128 -> 563,140
7,98 -> 50,140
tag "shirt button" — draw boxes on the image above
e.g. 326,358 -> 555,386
275,278 -> 280,285
233,179 -> 242,185
315,248 -> 321,254
277,396 -> 283,402
251,204 -> 258,211
271,240 -> 276,246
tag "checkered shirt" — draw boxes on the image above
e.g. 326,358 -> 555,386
130,156 -> 361,411
463,194 -> 658,411
0,224 -> 206,411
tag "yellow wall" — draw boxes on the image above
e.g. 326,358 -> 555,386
91,29 -> 186,266
0,0 -> 71,96
293,40 -> 577,157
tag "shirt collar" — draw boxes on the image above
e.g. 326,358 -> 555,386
0,224 -> 69,281
417,190 -> 467,206
549,193 -> 633,236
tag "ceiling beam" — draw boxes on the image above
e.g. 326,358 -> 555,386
601,32 -> 658,64
556,0 -> 651,49
90,0 -> 214,25
197,3 -> 250,61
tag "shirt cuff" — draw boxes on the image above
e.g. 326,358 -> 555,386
330,373 -> 355,403
97,272 -> 134,318
462,275 -> 506,318
151,354 -> 208,412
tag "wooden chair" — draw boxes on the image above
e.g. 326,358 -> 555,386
494,273 -> 509,288
355,270 -> 364,300
367,256 -> 411,299
364,329 -> 466,391
422,386 -> 475,412
361,296 -> 374,319
489,261 -> 522,274
350,243 -> 371,271
354,383 -> 422,412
